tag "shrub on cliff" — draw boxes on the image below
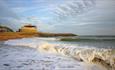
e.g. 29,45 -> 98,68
0,25 -> 14,32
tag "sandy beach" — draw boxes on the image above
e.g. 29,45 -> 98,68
0,32 -> 37,41
0,32 -> 76,41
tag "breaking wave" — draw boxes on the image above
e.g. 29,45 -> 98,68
60,37 -> 115,41
5,38 -> 115,70
38,43 -> 115,70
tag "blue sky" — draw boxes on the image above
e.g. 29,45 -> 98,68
0,0 -> 115,35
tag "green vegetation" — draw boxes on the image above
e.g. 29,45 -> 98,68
38,32 -> 77,37
60,38 -> 115,41
0,25 -> 14,32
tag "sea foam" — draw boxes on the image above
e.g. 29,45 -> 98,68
5,37 -> 115,70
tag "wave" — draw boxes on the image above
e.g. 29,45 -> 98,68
38,43 -> 115,70
60,37 -> 115,41
5,38 -> 115,70
33,37 -> 60,41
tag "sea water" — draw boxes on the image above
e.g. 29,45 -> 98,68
0,36 -> 115,70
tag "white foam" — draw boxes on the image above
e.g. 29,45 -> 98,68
38,43 -> 115,69
0,42 -> 106,70
4,38 -> 115,70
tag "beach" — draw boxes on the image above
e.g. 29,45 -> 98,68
0,0 -> 115,70
0,32 -> 76,41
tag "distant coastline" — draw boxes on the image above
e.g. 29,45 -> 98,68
0,25 -> 76,41
0,32 -> 77,41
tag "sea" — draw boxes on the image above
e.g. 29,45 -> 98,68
0,36 -> 115,70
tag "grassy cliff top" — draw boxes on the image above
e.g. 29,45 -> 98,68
0,25 -> 14,32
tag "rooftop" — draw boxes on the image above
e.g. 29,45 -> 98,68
23,24 -> 36,28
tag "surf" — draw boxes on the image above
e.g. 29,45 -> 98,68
38,42 -> 115,70
5,37 -> 115,70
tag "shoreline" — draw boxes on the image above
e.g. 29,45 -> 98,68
0,32 -> 77,41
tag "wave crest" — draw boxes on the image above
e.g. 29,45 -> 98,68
38,43 -> 115,69
5,38 -> 115,69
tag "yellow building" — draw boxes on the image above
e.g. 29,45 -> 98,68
19,24 -> 38,32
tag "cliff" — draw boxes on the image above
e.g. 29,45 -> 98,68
0,25 -> 77,41
0,32 -> 77,41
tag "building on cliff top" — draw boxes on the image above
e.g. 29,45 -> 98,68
18,24 -> 38,32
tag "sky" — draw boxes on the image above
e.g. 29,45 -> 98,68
0,0 -> 115,35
